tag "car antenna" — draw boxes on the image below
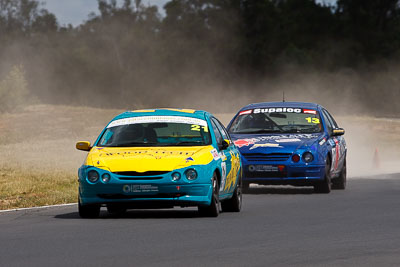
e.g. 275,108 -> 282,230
283,91 -> 285,102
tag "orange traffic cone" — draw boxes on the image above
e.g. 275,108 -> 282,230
373,148 -> 380,169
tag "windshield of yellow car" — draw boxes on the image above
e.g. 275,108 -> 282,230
98,116 -> 211,147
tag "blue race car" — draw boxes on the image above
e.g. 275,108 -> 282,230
76,108 -> 242,217
227,102 -> 346,193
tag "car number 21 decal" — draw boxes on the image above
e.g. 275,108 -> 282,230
191,125 -> 208,132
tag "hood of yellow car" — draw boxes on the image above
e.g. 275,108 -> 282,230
86,145 -> 215,173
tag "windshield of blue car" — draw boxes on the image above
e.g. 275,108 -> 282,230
228,108 -> 323,134
97,116 -> 212,147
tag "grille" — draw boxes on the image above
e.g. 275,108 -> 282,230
118,177 -> 163,181
242,153 -> 291,162
114,171 -> 170,176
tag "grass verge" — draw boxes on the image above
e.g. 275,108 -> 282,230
0,165 -> 77,210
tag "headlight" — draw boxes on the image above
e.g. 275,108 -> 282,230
102,173 -> 111,183
171,172 -> 181,181
302,152 -> 314,163
185,169 -> 198,181
88,170 -> 99,183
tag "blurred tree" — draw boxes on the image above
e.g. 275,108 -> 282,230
336,0 -> 400,59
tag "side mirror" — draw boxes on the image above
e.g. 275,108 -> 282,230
219,139 -> 230,150
332,128 -> 345,136
76,141 -> 92,151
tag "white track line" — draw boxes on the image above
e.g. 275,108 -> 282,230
0,203 -> 77,213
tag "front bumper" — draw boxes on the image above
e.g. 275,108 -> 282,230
80,183 -> 213,207
243,164 -> 325,186
78,166 -> 213,207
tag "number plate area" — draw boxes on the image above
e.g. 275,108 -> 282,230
249,165 -> 278,172
123,184 -> 159,194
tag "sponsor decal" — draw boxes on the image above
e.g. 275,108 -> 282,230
319,138 -> 326,146
254,108 -> 302,114
303,109 -> 317,114
108,116 -> 207,128
185,157 -> 194,163
220,162 -> 227,191
123,184 -> 158,193
234,134 -> 319,148
239,110 -> 252,115
220,152 -> 227,161
233,138 -> 257,148
333,138 -> 340,170
211,149 -> 220,160
249,165 -> 279,172
250,143 -> 282,150
224,152 -> 241,191
275,138 -> 301,143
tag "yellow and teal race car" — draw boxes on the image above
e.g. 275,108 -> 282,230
76,108 -> 242,218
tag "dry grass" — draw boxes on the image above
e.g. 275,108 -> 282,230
0,104 -> 123,210
0,105 -> 399,210
0,166 -> 77,209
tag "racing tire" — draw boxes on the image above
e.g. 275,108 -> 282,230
107,204 -> 127,216
314,157 -> 332,194
78,197 -> 100,218
332,159 -> 346,190
198,173 -> 219,217
221,176 -> 242,212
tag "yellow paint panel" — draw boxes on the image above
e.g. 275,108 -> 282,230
161,108 -> 196,114
224,152 -> 241,191
85,145 -> 214,172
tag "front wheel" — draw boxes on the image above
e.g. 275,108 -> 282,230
198,173 -> 219,217
78,197 -> 100,218
314,157 -> 332,194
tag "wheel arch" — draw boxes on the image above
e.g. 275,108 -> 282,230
214,168 -> 221,187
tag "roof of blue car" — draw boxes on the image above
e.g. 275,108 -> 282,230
111,108 -> 209,121
241,101 -> 321,110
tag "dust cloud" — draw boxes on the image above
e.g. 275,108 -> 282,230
2,40 -> 400,180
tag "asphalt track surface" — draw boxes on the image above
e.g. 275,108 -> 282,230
1,175 -> 400,267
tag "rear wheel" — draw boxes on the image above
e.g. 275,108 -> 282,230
198,173 -> 219,217
332,159 -> 346,190
78,197 -> 100,218
314,157 -> 332,194
221,175 -> 242,212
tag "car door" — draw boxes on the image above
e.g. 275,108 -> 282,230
321,109 -> 346,176
211,117 -> 238,195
